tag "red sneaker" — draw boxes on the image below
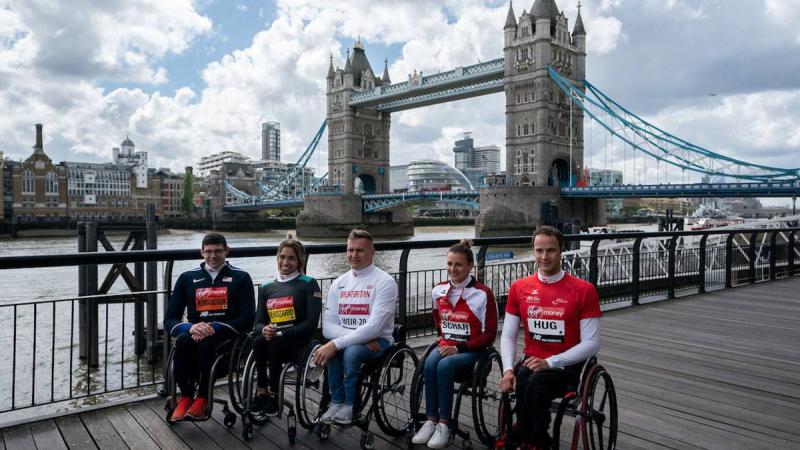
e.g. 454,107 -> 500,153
170,396 -> 193,422
186,396 -> 209,420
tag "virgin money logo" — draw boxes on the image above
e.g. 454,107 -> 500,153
528,305 -> 544,319
528,306 -> 564,319
339,303 -> 370,315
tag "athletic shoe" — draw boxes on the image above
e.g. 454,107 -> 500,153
411,420 -> 437,444
170,396 -> 193,422
332,404 -> 354,425
264,393 -> 279,416
251,394 -> 268,413
320,403 -> 344,424
186,396 -> 209,420
427,422 -> 450,449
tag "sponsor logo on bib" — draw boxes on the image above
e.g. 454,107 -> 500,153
339,302 -> 370,329
440,310 -> 471,341
195,287 -> 228,314
268,296 -> 296,323
526,306 -> 565,343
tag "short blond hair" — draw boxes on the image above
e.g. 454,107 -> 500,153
348,228 -> 374,243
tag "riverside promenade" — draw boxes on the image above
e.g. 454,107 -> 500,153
2,276 -> 798,450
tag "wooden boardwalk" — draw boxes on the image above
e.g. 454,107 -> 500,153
2,277 -> 800,450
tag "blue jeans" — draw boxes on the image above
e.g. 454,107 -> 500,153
423,347 -> 480,421
327,338 -> 390,405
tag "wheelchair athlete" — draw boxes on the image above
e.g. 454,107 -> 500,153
412,239 -> 498,449
251,236 -> 322,416
312,229 -> 397,426
164,232 -> 255,422
499,226 -> 601,449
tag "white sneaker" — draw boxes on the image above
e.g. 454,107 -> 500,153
333,404 -> 354,425
426,423 -> 450,449
411,420 -> 437,444
320,403 -> 343,424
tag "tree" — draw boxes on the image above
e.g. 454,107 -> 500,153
181,172 -> 194,216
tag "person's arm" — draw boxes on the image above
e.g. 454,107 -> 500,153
253,284 -> 268,333
165,275 -> 191,336
544,318 -> 600,369
332,277 -> 397,349
322,279 -> 349,340
283,279 -> 322,339
460,288 -> 498,353
212,272 -> 256,334
500,313 -> 520,372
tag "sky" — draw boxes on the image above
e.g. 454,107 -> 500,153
1,0 -> 799,204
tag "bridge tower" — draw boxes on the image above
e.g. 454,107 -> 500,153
326,39 -> 391,195
477,0 -> 603,236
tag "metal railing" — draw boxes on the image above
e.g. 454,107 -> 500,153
0,228 -> 798,424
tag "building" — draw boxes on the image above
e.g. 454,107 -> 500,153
261,121 -> 281,161
390,164 -> 409,192
0,152 -> 11,220
197,151 -> 251,177
503,0 -> 586,187
11,124 -> 69,220
252,159 -> 317,197
206,161 -> 257,217
157,168 -> 185,218
586,168 -> 623,216
406,160 -> 474,192
112,136 -> 148,188
452,133 -> 501,188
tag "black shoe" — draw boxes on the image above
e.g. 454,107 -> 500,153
264,393 -> 279,416
251,394 -> 268,414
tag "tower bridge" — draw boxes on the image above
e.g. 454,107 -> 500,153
223,0 -> 799,237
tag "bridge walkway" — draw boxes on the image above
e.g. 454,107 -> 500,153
2,277 -> 799,449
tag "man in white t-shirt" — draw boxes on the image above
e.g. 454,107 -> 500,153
312,229 -> 397,425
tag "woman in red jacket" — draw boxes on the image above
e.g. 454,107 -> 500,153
412,240 -> 498,449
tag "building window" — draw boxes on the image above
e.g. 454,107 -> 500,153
46,172 -> 58,194
22,170 -> 34,193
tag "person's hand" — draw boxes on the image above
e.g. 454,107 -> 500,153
500,370 -> 516,393
312,341 -> 338,366
366,340 -> 381,352
523,356 -> 550,372
262,324 -> 277,340
190,322 -> 215,342
438,344 -> 458,357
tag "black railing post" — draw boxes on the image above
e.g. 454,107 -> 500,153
698,234 -> 708,294
769,230 -> 778,280
146,205 -> 158,362
631,237 -> 642,306
725,233 -> 734,288
134,230 -> 146,355
789,231 -> 796,277
85,222 -> 99,367
667,235 -> 678,299
589,239 -> 600,286
398,248 -> 410,329
159,260 -> 175,397
749,231 -> 758,284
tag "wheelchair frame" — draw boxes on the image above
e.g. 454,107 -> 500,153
497,356 -> 618,450
409,343 -> 505,449
312,326 -> 420,450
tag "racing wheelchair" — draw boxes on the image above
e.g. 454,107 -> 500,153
311,325 -> 420,450
234,331 -> 323,442
409,343 -> 505,449
496,357 -> 617,450
163,332 -> 250,428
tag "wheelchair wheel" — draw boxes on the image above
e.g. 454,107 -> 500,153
585,365 -> 617,450
241,350 -> 270,426
496,393 -> 515,450
374,345 -> 419,437
472,349 -> 504,446
551,391 -> 578,450
228,332 -> 255,414
295,341 -> 325,429
164,347 -> 177,424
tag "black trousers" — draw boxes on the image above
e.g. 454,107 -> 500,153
252,334 -> 309,392
515,364 -> 581,447
173,328 -> 235,398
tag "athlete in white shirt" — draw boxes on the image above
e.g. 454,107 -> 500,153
312,229 -> 398,425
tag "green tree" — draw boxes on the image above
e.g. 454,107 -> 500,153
181,172 -> 194,216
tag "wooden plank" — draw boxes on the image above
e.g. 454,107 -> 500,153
54,415 -> 97,450
143,398 -> 221,450
126,402 -> 190,450
80,411 -> 126,450
29,420 -> 68,450
2,424 -> 36,450
104,407 -> 159,450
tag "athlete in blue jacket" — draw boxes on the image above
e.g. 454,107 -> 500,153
164,233 -> 255,421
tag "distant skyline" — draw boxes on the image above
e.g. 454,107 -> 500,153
1,1 -> 798,205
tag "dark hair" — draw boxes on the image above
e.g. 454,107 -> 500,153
202,232 -> 227,249
348,228 -> 374,243
278,233 -> 307,274
531,225 -> 563,250
448,239 -> 475,265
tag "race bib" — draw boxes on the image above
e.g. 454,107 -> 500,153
195,287 -> 228,313
441,320 -> 471,342
339,302 -> 370,329
268,296 -> 296,324
527,306 -> 565,343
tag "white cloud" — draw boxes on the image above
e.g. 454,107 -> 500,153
236,4 -> 248,12
766,0 -> 800,45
